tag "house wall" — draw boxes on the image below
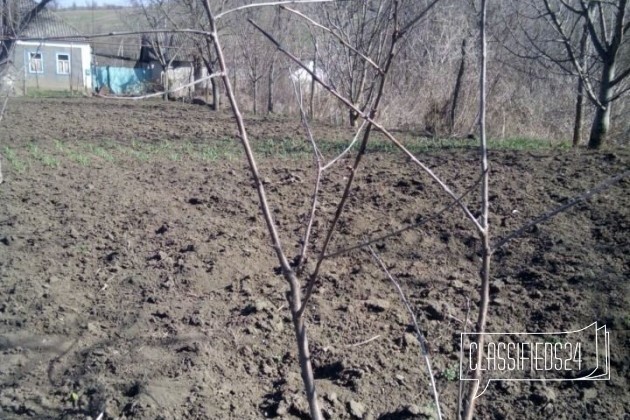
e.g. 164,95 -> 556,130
94,66 -> 155,95
164,66 -> 194,98
138,62 -> 195,98
13,41 -> 92,94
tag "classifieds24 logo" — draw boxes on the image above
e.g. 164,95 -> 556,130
460,322 -> 610,398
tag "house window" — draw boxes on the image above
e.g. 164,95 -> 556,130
56,53 -> 70,74
28,52 -> 43,73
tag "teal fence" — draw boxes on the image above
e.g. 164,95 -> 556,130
93,66 -> 155,95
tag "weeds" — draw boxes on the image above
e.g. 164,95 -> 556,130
2,146 -> 27,172
0,134 -> 565,176
29,143 -> 59,167
443,364 -> 459,381
85,144 -> 116,162
25,89 -> 84,99
67,150 -> 91,166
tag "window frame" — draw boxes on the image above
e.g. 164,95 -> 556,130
28,51 -> 43,74
56,52 -> 71,75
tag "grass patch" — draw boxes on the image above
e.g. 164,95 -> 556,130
442,364 -> 459,381
488,136 -> 569,150
2,146 -> 28,172
67,150 -> 91,166
41,154 -> 60,167
129,149 -> 150,161
54,140 -> 65,152
28,143 -> 60,167
243,135 -> 566,160
193,139 -> 239,161
58,133 -> 565,167
24,89 -> 84,98
85,144 -> 116,162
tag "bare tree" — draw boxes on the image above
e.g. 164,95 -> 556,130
237,10 -> 276,114
128,0 -> 191,99
508,0 -> 630,148
315,1 -> 394,126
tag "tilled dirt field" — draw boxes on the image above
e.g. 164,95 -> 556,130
0,98 -> 628,419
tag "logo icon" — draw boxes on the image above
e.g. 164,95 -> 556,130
460,322 -> 610,398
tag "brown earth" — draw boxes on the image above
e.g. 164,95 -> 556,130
0,98 -> 628,420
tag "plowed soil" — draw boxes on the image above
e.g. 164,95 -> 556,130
0,98 -> 628,420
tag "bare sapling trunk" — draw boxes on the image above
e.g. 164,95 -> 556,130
463,0 -> 490,418
202,2 -> 327,418
214,30 -> 322,416
247,3 -> 406,415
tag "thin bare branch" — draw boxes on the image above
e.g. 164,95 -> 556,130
215,0 -> 334,20
290,77 -> 323,270
346,334 -> 381,348
281,6 -> 385,74
399,0 -> 443,35
294,6 -> 403,317
203,3 -> 323,418
249,19 -> 484,235
493,170 -> 630,251
543,0 -> 603,108
611,63 -> 630,87
368,246 -> 442,420
321,120 -> 367,170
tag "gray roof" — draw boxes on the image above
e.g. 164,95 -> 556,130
19,1 -> 84,41
138,33 -> 197,64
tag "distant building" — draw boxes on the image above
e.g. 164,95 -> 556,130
290,60 -> 326,93
6,1 -> 92,94
91,33 -> 198,97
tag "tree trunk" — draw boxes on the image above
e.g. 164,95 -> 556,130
588,103 -> 611,149
572,78 -> 585,147
211,77 -> 219,110
267,61 -> 275,114
572,24 -> 589,147
290,296 -> 323,420
193,55 -> 203,95
309,54 -> 316,119
253,78 -> 258,115
349,109 -> 359,127
162,67 -> 169,101
588,61 -> 615,149
450,38 -> 467,134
